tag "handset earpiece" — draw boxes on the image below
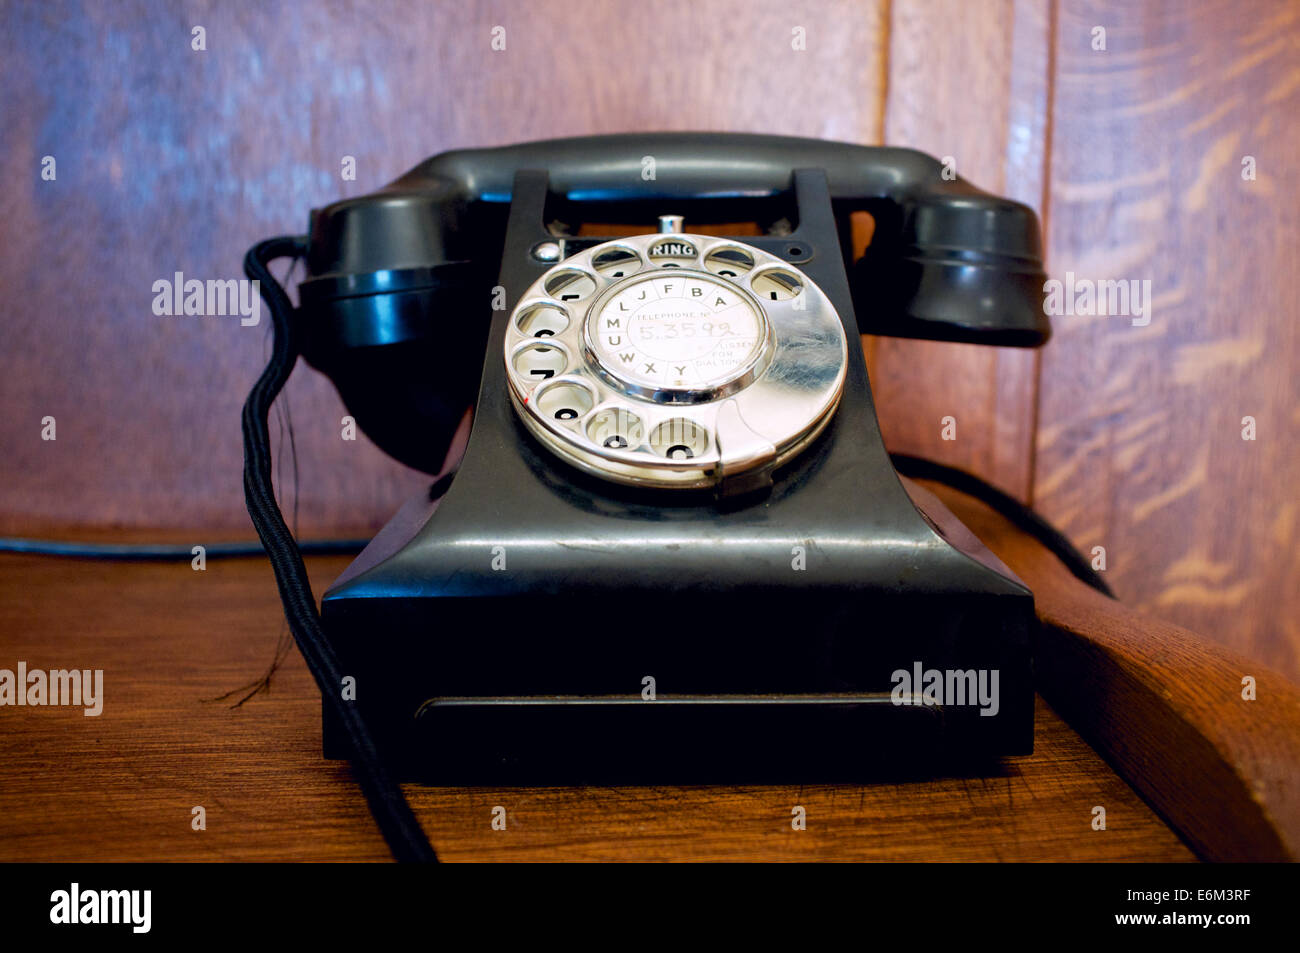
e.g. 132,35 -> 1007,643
847,154 -> 1051,347
296,190 -> 496,474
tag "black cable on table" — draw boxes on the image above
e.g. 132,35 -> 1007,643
890,452 -> 1116,599
0,538 -> 367,559
241,235 -> 438,864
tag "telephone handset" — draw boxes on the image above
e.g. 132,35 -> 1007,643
296,133 -> 1048,475
252,134 -> 1050,787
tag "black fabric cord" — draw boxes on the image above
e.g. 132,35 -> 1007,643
889,452 -> 1116,599
1,460 -> 1110,598
241,235 -> 438,863
0,538 -> 367,559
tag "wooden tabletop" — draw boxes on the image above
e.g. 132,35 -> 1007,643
7,486 -> 1246,862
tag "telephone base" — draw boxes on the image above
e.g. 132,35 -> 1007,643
314,163 -> 1040,782
319,476 -> 1037,782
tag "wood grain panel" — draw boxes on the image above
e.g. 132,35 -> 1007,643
1036,0 -> 1300,682
0,550 -> 1192,861
866,0 -> 1052,501
0,0 -> 887,537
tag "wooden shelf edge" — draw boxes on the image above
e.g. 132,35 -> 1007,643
925,481 -> 1300,862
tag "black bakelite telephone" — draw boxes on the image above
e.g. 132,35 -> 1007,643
242,134 -> 1052,861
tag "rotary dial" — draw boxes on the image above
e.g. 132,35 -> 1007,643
503,228 -> 847,491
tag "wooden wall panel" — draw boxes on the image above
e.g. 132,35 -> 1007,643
866,0 -> 1052,501
1037,0 -> 1300,681
0,0 -> 886,537
2,0 -> 1296,685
